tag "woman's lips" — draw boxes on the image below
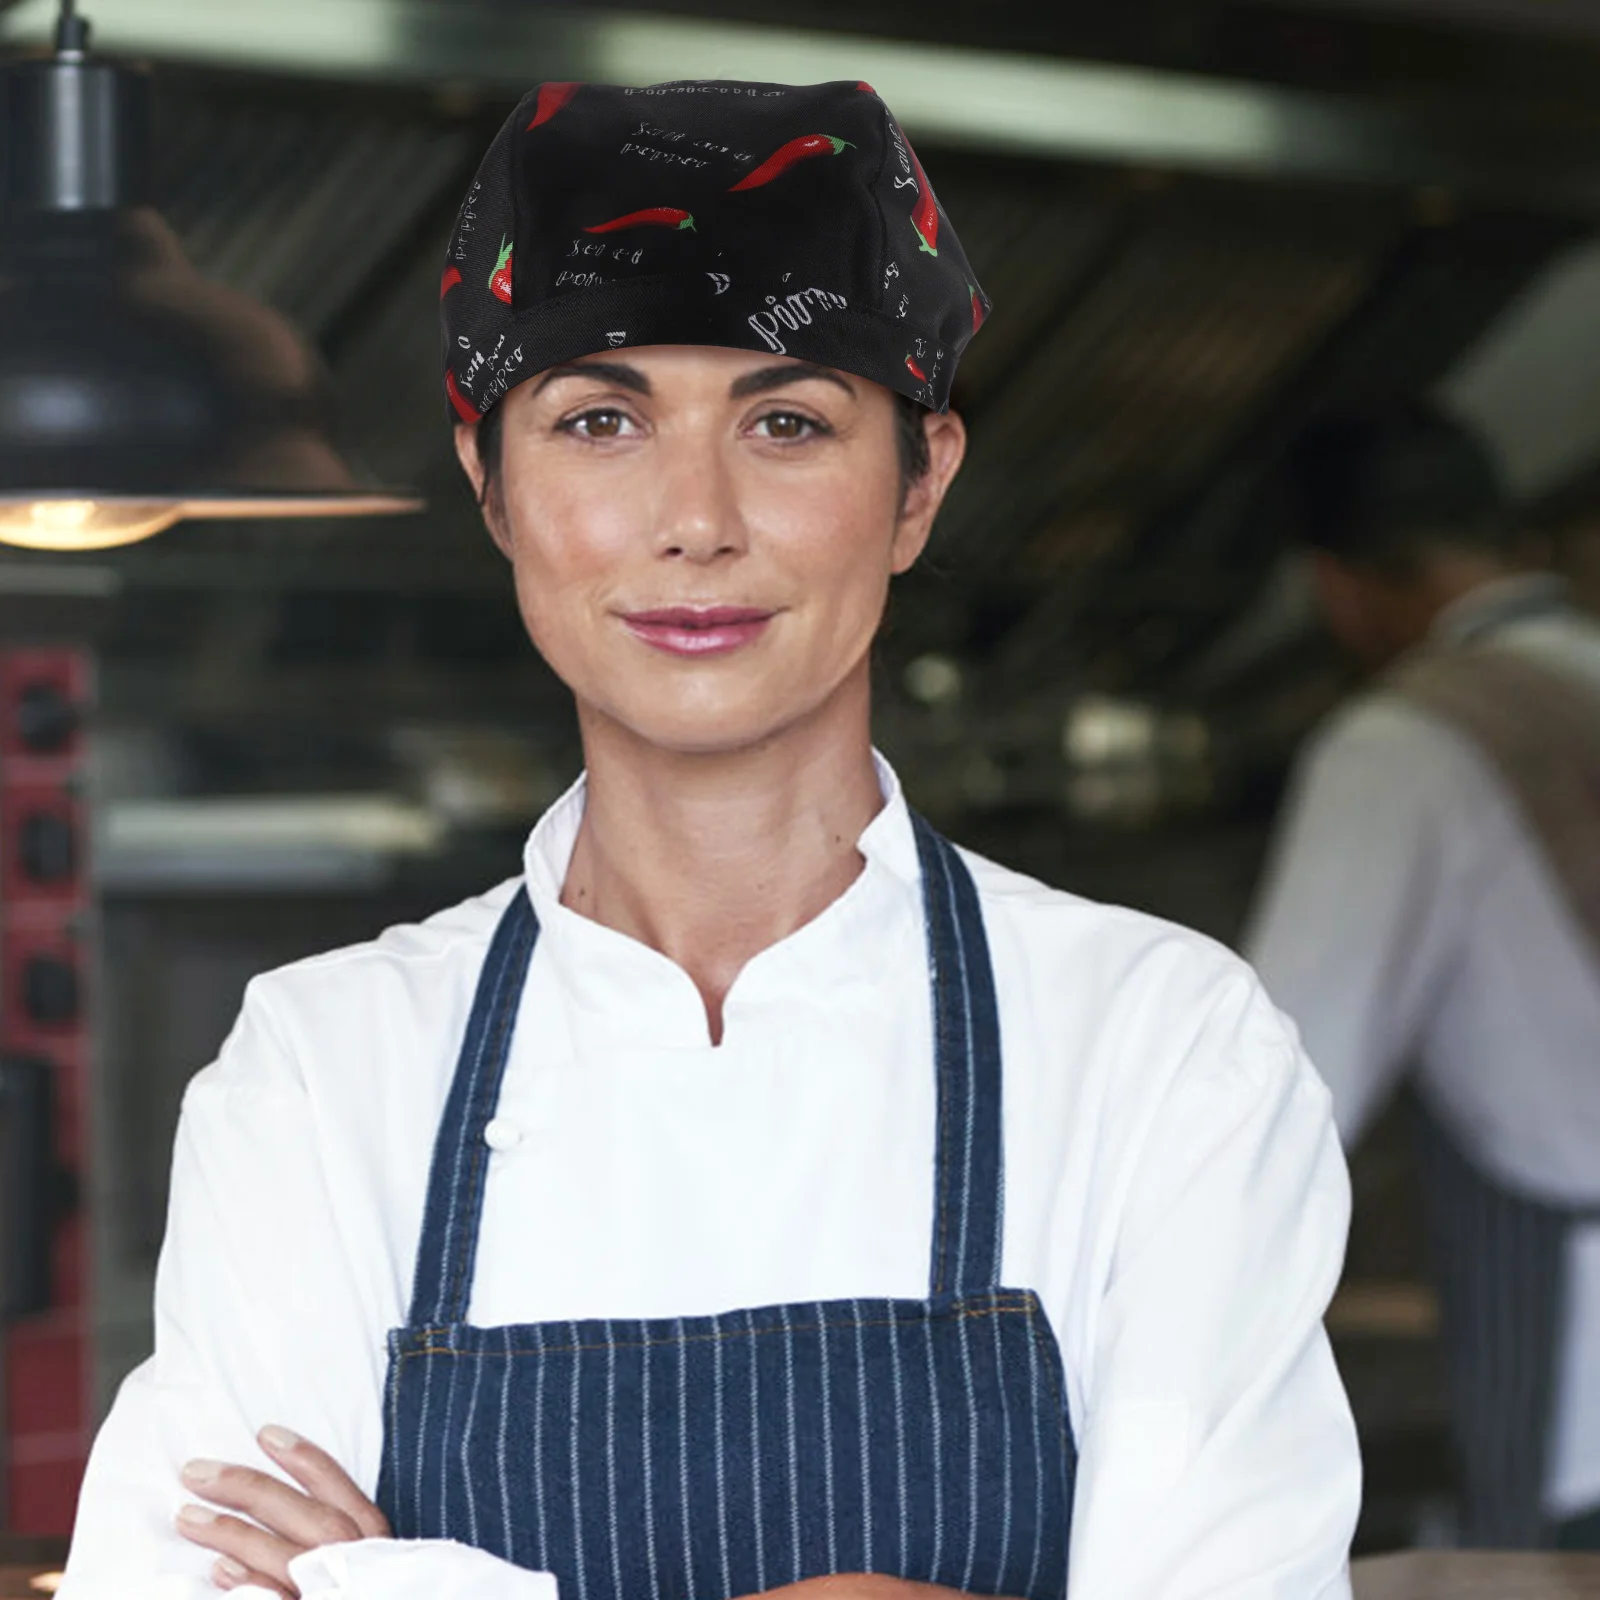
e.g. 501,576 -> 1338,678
620,605 -> 775,657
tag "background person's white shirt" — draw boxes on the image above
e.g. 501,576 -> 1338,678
64,761 -> 1358,1600
1247,576 -> 1600,1520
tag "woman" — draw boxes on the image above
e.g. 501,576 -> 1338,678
62,79 -> 1359,1600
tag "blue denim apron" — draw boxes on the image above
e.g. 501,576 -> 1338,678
377,815 -> 1078,1600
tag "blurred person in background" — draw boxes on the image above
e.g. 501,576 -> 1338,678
1247,403 -> 1600,1550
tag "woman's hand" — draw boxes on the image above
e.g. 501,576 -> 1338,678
176,1425 -> 391,1596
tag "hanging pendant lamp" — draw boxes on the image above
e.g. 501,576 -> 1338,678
0,0 -> 420,552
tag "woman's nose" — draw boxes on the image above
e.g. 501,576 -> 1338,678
653,440 -> 748,563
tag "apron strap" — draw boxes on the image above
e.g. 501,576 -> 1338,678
911,812 -> 1006,1298
406,887 -> 540,1328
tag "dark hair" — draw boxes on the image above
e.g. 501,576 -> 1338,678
1285,403 -> 1507,574
474,389 -> 932,511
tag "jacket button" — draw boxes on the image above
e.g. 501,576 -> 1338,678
483,1116 -> 521,1151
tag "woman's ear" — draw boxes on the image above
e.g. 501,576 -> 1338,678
891,408 -> 967,574
453,420 -> 513,559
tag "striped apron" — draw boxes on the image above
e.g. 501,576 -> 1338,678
376,814 -> 1079,1600
1414,1100 -> 1600,1547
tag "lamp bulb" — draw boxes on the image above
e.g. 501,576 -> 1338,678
0,500 -> 182,551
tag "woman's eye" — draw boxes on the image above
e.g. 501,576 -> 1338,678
562,408 -> 633,439
756,411 -> 825,441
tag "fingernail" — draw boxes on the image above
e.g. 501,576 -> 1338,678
258,1424 -> 301,1453
214,1556 -> 249,1586
181,1459 -> 223,1486
176,1504 -> 217,1529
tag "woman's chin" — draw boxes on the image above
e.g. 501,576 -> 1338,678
585,690 -> 834,761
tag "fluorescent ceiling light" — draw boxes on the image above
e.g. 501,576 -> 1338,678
0,0 -> 1409,179
590,18 -> 1313,170
1,0 -> 407,78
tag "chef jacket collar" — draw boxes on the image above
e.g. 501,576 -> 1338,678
517,751 -> 924,1047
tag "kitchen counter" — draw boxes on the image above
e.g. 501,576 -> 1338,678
2,1549 -> 1598,1597
1354,1552 -> 1600,1597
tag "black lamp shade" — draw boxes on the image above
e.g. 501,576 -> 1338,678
0,46 -> 417,548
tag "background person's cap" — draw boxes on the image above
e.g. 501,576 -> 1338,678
439,78 -> 990,421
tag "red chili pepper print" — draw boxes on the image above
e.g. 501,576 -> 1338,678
445,368 -> 478,422
584,207 -> 696,234
526,81 -> 579,129
439,265 -> 462,299
488,236 -> 514,304
969,283 -> 986,333
905,355 -> 928,382
907,140 -> 939,256
729,134 -> 852,191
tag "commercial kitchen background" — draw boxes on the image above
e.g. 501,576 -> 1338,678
3,0 -> 1600,1557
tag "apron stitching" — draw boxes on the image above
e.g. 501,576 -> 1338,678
713,1320 -> 732,1597
383,1329 -> 403,1527
606,1324 -> 624,1600
677,1317 -> 697,1600
500,1322 -> 518,1566
438,1316 -> 463,1538
940,837 -> 977,1295
992,1299 -> 1015,1590
819,1302 -> 838,1571
461,1329 -> 485,1548
747,1306 -> 766,1591
889,1301 -> 908,1573
926,1312 -> 945,1577
917,822 -> 959,1298
570,1321 -> 588,1600
413,1330 -> 434,1533
395,1301 -> 1039,1359
642,1323 -> 661,1600
853,1301 -> 872,1573
444,1140 -> 487,1322
1023,1311 -> 1045,1599
959,1301 -> 979,1589
782,1303 -> 801,1584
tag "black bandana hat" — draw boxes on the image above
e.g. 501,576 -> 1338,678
439,79 -> 990,422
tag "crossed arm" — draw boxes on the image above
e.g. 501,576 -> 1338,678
70,956 -> 1359,1600
177,1437 -> 951,1600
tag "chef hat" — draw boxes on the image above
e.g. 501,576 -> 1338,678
439,79 -> 989,422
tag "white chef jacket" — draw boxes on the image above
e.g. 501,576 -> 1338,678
1247,575 -> 1600,1519
64,758 -> 1358,1600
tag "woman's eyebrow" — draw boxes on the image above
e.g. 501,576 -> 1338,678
533,361 -> 652,396
729,363 -> 856,399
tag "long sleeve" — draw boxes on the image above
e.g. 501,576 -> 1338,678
1244,698 -> 1479,1144
1067,971 -> 1360,1598
60,986 -> 555,1600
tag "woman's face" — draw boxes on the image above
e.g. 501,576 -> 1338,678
455,345 -> 965,757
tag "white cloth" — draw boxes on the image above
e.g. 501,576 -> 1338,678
1247,576 -> 1600,1519
64,760 -> 1358,1600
